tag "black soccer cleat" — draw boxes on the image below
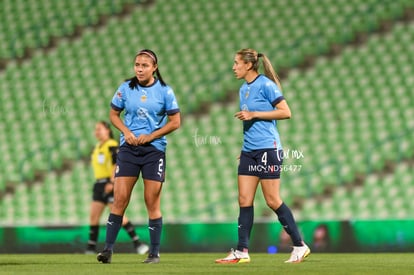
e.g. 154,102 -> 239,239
97,249 -> 113,264
142,253 -> 160,264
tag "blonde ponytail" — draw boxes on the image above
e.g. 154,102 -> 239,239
237,48 -> 282,91
259,53 -> 282,91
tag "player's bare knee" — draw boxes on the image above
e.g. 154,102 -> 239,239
145,201 -> 159,212
112,199 -> 128,212
266,198 -> 283,210
238,197 -> 253,207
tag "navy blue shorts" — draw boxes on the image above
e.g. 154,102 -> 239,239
115,144 -> 166,182
92,178 -> 114,204
238,149 -> 283,179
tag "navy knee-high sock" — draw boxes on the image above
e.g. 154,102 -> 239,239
104,213 -> 123,251
123,221 -> 140,246
87,225 -> 99,249
148,217 -> 162,255
237,206 -> 254,251
274,202 -> 303,246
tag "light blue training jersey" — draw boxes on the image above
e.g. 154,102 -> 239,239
111,78 -> 180,152
239,74 -> 285,152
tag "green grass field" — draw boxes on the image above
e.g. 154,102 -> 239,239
0,253 -> 413,274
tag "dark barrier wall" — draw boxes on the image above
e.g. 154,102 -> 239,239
1,220 -> 414,253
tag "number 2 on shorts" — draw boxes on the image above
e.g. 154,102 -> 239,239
157,158 -> 164,178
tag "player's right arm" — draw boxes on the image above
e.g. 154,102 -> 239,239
109,108 -> 138,146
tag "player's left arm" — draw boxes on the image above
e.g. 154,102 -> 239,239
235,99 -> 291,121
136,112 -> 181,145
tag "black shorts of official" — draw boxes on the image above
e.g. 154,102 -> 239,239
238,149 -> 284,179
115,143 -> 166,182
92,178 -> 114,204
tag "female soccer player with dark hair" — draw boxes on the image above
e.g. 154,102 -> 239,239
86,121 -> 148,255
97,49 -> 180,264
215,48 -> 310,264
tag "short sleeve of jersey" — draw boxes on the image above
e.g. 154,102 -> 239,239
263,79 -> 284,107
165,87 -> 180,115
110,83 -> 126,111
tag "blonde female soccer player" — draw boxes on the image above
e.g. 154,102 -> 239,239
216,49 -> 310,264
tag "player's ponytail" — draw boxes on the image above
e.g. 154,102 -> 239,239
154,67 -> 166,86
127,76 -> 139,89
259,53 -> 282,91
237,48 -> 282,91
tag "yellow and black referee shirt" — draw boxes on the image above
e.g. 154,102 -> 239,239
91,139 -> 118,180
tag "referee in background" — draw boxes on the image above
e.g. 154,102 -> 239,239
86,121 -> 149,255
